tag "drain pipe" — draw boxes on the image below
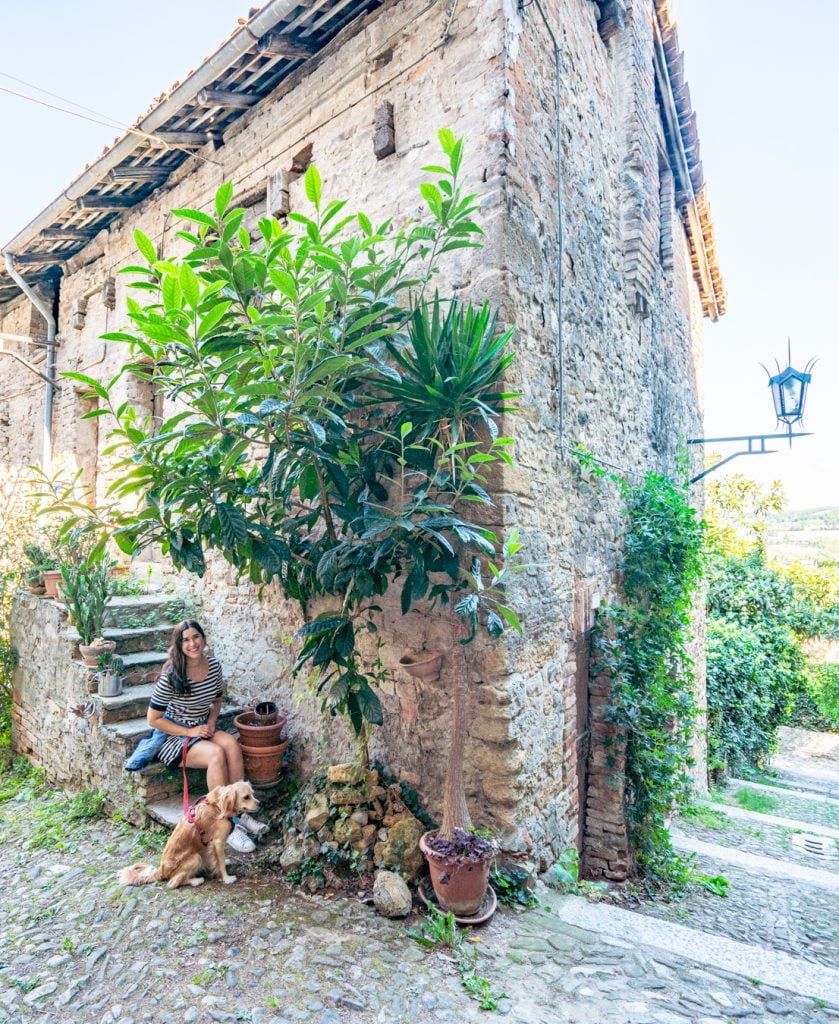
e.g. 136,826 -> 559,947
4,253 -> 57,472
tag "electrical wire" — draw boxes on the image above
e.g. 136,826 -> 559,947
0,69 -> 127,128
0,84 -> 222,164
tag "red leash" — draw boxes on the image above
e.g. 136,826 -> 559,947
181,737 -> 191,817
181,737 -> 210,842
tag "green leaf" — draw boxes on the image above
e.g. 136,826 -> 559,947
60,371 -> 108,401
297,615 -> 348,638
304,164 -> 322,209
216,502 -> 248,550
172,208 -> 216,228
179,263 -> 200,309
133,229 -> 157,264
197,301 -> 232,338
215,181 -> 234,219
438,127 -> 456,156
486,610 -> 504,638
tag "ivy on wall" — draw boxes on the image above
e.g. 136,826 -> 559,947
589,462 -> 705,879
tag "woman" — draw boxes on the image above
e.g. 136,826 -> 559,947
148,620 -> 268,853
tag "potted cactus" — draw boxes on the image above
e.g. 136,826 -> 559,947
22,543 -> 58,595
60,556 -> 116,666
97,651 -> 124,696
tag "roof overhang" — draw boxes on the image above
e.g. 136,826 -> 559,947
0,0 -> 383,304
654,0 -> 726,320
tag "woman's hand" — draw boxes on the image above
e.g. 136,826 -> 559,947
191,724 -> 214,739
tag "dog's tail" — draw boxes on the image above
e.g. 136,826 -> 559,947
117,862 -> 162,885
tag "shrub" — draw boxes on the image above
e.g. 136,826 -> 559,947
788,662 -> 839,733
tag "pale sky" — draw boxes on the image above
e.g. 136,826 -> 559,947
1,1 -> 835,511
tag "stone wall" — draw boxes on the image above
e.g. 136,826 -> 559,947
8,593 -> 144,818
3,0 -> 711,867
498,0 -> 706,863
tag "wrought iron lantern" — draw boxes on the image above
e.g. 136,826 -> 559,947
688,341 -> 816,484
767,350 -> 816,436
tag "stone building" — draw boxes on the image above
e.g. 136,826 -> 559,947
1,0 -> 724,874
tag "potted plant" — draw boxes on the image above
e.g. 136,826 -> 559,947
22,543 -> 58,596
59,555 -> 117,666
233,706 -> 288,787
97,652 -> 124,697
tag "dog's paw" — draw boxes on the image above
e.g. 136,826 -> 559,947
190,877 -> 205,886
223,875 -> 237,885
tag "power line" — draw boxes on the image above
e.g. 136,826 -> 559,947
0,83 -> 222,165
0,70 -> 126,128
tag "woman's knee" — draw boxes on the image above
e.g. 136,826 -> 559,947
206,744 -> 226,769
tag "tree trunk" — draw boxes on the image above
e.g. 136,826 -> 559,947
357,721 -> 370,770
440,624 -> 472,838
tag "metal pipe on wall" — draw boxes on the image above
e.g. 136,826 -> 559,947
4,253 -> 57,472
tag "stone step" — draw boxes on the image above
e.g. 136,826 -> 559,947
554,895 -> 839,1005
702,799 -> 839,840
101,704 -> 246,814
670,834 -> 839,892
728,777 -> 839,808
101,703 -> 246,753
63,624 -> 173,657
97,683 -> 156,724
103,594 -> 194,629
120,650 -> 168,687
97,679 -> 249,723
146,795 -> 205,828
70,651 -> 167,693
100,624 -> 173,655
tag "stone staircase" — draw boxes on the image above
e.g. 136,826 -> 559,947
71,595 -> 245,824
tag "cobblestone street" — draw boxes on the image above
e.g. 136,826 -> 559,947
1,729 -> 837,1024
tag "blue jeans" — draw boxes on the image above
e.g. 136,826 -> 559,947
124,726 -> 168,771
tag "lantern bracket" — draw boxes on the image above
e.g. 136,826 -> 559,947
687,432 -> 812,485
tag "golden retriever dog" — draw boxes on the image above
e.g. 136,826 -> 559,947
118,781 -> 260,890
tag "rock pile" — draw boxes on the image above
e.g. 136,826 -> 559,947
281,763 -> 429,888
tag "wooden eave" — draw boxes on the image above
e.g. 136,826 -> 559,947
0,0 -> 384,305
654,0 -> 726,320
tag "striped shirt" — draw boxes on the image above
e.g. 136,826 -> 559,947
150,656 -> 224,767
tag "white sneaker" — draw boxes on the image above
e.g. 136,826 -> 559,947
226,824 -> 256,853
238,811 -> 269,836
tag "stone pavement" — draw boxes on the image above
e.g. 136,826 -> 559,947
1,732 -> 839,1024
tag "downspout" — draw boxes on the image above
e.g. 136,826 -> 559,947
4,253 -> 57,472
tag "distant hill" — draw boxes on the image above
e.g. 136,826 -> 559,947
767,507 -> 839,566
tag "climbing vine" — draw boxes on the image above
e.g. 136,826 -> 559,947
590,466 -> 705,879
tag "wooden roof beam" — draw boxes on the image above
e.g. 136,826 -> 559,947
40,228 -> 98,241
5,253 -> 58,266
76,196 -> 137,211
197,88 -> 260,108
152,131 -> 215,147
257,31 -> 318,58
108,166 -> 172,183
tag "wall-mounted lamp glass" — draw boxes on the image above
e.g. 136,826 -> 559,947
688,342 -> 815,484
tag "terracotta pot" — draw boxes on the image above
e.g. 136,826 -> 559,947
420,829 -> 493,916
78,640 -> 117,667
233,710 -> 286,748
240,739 -> 288,787
252,701 -> 279,726
42,569 -> 62,599
399,650 -> 444,680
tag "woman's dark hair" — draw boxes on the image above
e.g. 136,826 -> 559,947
163,620 -> 206,695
